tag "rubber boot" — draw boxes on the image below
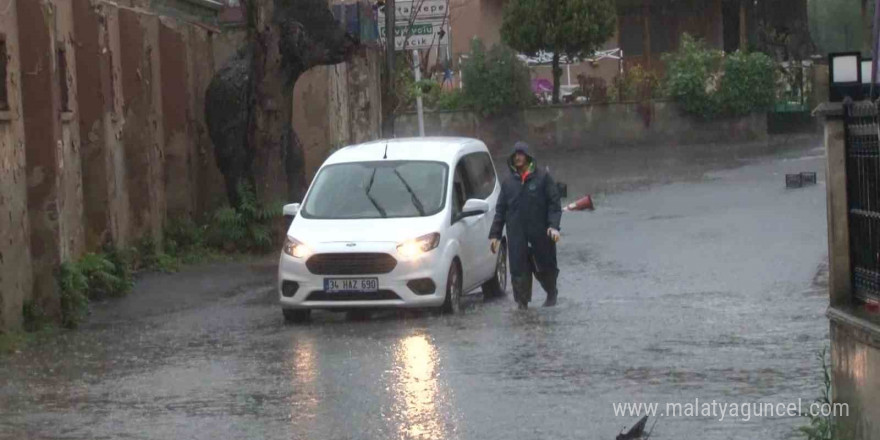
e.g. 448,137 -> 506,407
512,275 -> 532,309
537,270 -> 559,307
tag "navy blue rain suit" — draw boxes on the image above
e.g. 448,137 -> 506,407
489,142 -> 562,305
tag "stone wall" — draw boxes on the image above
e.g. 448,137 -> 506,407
829,313 -> 880,439
0,0 -> 229,331
0,0 -> 383,332
118,0 -> 224,25
394,101 -> 769,157
0,0 -> 34,332
19,0 -> 87,321
292,46 -> 383,182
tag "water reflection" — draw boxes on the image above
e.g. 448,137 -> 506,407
288,336 -> 319,420
392,334 -> 448,440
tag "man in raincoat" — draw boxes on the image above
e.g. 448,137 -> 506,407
489,141 -> 562,309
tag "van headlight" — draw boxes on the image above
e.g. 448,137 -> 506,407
397,233 -> 440,260
283,236 -> 311,259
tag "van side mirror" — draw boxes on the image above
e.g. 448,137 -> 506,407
283,203 -> 301,217
458,199 -> 489,221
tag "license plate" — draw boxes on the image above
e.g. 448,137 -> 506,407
324,278 -> 379,293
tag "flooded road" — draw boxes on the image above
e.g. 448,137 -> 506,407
0,142 -> 829,439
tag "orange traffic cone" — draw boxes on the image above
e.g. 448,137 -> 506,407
564,195 -> 594,211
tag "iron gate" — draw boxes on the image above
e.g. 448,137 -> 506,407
844,100 -> 880,303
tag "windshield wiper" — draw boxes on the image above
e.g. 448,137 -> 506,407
393,169 -> 426,216
365,168 -> 387,218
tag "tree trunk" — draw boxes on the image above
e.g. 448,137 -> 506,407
552,52 -> 562,104
863,0 -> 871,54
739,0 -> 747,52
207,0 -> 357,207
382,0 -> 396,138
246,0 -> 298,204
643,0 -> 651,70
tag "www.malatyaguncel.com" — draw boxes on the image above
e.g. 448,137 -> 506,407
613,399 -> 849,422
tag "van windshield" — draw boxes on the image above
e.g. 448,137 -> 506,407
301,161 -> 448,219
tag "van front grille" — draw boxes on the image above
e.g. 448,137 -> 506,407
305,253 -> 397,275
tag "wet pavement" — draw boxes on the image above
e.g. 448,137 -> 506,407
1,140 -> 830,440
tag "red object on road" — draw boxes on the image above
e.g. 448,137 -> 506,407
564,195 -> 594,211
866,301 -> 880,313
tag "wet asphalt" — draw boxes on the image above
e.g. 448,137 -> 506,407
0,140 -> 830,440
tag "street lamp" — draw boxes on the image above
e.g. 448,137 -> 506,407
829,52 -> 863,102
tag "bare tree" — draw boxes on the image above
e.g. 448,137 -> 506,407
205,0 -> 358,206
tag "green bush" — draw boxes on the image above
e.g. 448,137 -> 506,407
406,79 -> 465,112
663,35 -> 724,118
43,183 -> 281,330
717,50 -> 777,117
435,88 -> 465,111
394,72 -> 465,113
664,34 -> 777,119
77,253 -> 132,300
22,300 -> 49,332
165,217 -> 205,255
132,236 -> 162,272
799,348 -> 850,440
461,39 -> 533,117
610,65 -> 664,103
206,182 -> 281,253
53,249 -> 134,328
57,262 -> 89,329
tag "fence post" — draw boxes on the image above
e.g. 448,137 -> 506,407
824,102 -> 852,307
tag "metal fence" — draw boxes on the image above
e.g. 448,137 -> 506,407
844,100 -> 880,303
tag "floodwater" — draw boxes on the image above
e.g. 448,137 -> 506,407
0,141 -> 830,439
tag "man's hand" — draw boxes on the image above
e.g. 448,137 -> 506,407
490,238 -> 500,254
547,228 -> 560,243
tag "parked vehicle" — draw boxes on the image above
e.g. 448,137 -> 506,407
278,137 -> 508,322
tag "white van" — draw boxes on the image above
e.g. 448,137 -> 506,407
277,138 -> 508,322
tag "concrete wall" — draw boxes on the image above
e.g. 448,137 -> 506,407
186,23 -> 227,218
292,46 -> 383,183
0,0 -> 232,331
119,9 -> 166,244
0,0 -> 382,331
74,0 -> 131,249
394,101 -> 768,156
829,314 -> 880,439
0,0 -> 34,332
159,19 -> 195,219
118,0 -> 224,25
449,0 -> 506,66
19,0 -> 86,319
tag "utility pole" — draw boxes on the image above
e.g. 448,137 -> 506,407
413,50 -> 425,137
383,0 -> 396,138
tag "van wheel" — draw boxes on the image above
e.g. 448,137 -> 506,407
442,261 -> 462,314
283,308 -> 311,323
482,241 -> 507,299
